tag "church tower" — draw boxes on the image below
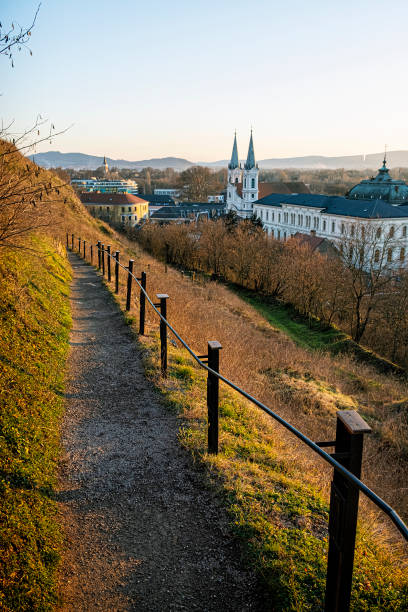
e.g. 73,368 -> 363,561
103,155 -> 109,176
242,130 -> 259,206
228,131 -> 241,186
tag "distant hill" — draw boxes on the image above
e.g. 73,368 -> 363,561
32,151 -> 194,171
208,151 -> 408,170
33,150 -> 408,171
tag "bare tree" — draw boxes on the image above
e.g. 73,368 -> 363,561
0,4 -> 41,67
337,222 -> 397,342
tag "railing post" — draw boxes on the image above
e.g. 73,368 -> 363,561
139,271 -> 146,335
156,294 -> 169,377
115,251 -> 120,294
71,234 -> 74,250
101,244 -> 105,276
66,232 -> 69,248
97,241 -> 101,269
324,410 -> 371,612
126,259 -> 134,311
90,244 -> 93,265
107,245 -> 111,282
207,341 -> 222,454
78,237 -> 81,254
83,239 -> 86,259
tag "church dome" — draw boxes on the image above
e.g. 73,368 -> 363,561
347,159 -> 408,204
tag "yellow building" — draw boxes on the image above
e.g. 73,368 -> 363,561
80,192 -> 149,227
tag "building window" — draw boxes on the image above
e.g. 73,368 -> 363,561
313,217 -> 319,229
376,227 -> 381,238
121,215 -> 125,221
278,213 -> 281,223
271,229 -> 274,237
260,210 -> 263,220
252,193 -> 254,198
121,207 -> 125,212
387,248 -> 393,262
400,247 -> 405,262
272,212 -> 275,221
306,216 -> 311,228
266,211 -> 269,221
332,221 -> 335,233
244,179 -> 247,188
374,249 -> 380,262
284,232 -> 287,240
341,223 -> 345,234
278,230 -> 281,239
251,178 -> 255,189
389,226 -> 395,238
284,212 -> 288,223
323,220 -> 326,231
403,227 -> 407,238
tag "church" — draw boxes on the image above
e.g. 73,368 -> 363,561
226,133 -> 408,267
225,132 -> 310,218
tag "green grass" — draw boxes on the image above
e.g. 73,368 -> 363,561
0,236 -> 72,611
134,336 -> 408,611
232,288 -> 345,351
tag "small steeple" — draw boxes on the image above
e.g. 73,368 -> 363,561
228,131 -> 239,170
103,155 -> 109,175
244,129 -> 255,170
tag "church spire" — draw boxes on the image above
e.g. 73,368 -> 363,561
244,130 -> 255,170
103,155 -> 109,175
228,131 -> 239,170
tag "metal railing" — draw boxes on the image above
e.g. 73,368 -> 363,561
67,233 -> 408,612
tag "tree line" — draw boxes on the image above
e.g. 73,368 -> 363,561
132,217 -> 408,368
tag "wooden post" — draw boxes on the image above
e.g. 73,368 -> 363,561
101,244 -> 105,276
156,294 -> 169,377
324,410 -> 371,612
107,245 -> 111,282
139,271 -> 146,335
71,234 -> 74,250
115,251 -> 120,294
83,239 -> 86,259
126,259 -> 134,311
78,237 -> 81,254
66,232 -> 69,248
97,241 -> 101,269
207,341 -> 222,454
90,244 -> 93,265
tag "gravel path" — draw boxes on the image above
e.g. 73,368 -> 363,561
58,254 -> 266,612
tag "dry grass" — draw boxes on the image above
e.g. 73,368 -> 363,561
108,246 -> 408,515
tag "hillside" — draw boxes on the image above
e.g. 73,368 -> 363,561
1,141 -> 407,609
32,151 -> 194,171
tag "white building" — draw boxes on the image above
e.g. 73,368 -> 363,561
252,161 -> 408,267
226,132 -> 310,218
71,178 -> 139,194
154,188 -> 181,197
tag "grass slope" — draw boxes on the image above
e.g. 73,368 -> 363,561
0,236 -> 71,611
233,289 -> 345,351
136,338 -> 408,611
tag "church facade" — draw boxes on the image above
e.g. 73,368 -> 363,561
225,132 -> 310,218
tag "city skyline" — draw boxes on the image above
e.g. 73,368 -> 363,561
2,0 -> 408,161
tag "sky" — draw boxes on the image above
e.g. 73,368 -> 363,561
2,0 -> 408,162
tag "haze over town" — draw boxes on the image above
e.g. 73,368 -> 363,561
2,0 -> 408,161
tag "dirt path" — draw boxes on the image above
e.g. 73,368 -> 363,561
58,254 -> 265,611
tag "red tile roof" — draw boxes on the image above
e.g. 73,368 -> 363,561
80,192 -> 148,205
293,232 -> 325,251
